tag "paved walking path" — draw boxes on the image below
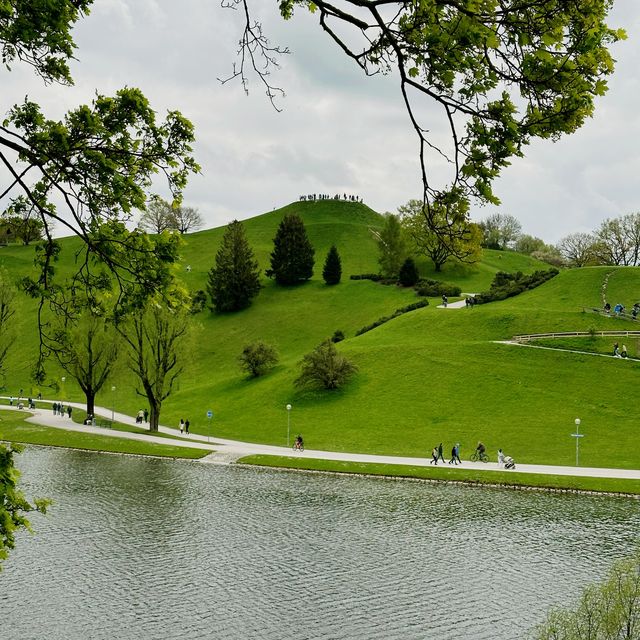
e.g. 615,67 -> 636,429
437,294 -> 478,309
3,397 -> 640,481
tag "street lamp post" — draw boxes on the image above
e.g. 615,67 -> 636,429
61,377 -> 66,408
111,385 -> 116,427
571,418 -> 584,466
286,404 -> 292,448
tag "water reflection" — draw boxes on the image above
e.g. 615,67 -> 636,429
1,448 -> 638,640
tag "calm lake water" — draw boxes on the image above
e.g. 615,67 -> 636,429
1,447 -> 639,640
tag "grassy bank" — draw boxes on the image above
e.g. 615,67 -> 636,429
239,455 -> 640,495
0,410 -> 210,459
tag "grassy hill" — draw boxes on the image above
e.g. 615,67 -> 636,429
2,201 -> 639,471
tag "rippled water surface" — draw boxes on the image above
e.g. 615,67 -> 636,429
2,448 -> 639,640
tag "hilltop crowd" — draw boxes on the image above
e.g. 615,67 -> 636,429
299,193 -> 363,203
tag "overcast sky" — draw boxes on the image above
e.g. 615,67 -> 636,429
4,1 -> 640,243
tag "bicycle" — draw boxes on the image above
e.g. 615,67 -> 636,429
470,449 -> 489,462
292,442 -> 304,452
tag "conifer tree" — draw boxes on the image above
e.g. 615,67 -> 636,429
266,213 -> 314,285
207,220 -> 261,312
399,257 -> 420,287
322,245 -> 342,285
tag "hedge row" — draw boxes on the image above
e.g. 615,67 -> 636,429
350,273 -> 461,297
415,279 -> 462,297
355,300 -> 429,336
475,268 -> 559,304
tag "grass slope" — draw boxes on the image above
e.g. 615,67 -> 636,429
3,202 -> 638,475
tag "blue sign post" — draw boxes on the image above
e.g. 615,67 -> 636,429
207,410 -> 213,442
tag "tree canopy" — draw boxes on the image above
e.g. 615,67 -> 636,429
227,0 -> 624,230
400,198 -> 482,271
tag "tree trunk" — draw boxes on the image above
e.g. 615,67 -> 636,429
85,390 -> 95,419
149,402 -> 161,433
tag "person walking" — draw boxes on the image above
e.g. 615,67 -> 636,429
498,448 -> 505,467
442,294 -> 448,307
67,405 -> 72,420
185,419 -> 190,434
449,444 -> 459,465
143,408 -> 149,423
453,443 -> 461,464
179,418 -> 185,434
430,446 -> 439,465
437,442 -> 446,463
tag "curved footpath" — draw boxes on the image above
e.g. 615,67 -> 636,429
2,398 -> 640,480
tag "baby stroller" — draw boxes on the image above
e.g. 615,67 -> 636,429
504,455 -> 516,470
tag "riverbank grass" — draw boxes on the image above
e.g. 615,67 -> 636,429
0,410 -> 210,459
240,455 -> 640,495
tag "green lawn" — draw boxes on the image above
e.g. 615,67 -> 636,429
239,455 -> 640,495
2,202 -> 640,489
0,410 -> 209,459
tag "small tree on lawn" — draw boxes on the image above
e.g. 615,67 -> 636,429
266,213 -> 315,285
238,341 -> 279,378
295,339 -> 358,390
399,257 -> 419,287
207,219 -> 261,312
322,245 -> 342,285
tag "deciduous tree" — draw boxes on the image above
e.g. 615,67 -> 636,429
238,341 -> 279,378
169,205 -> 203,234
207,219 -> 261,312
137,196 -> 175,234
49,311 -> 120,417
557,232 -> 598,267
295,339 -> 358,390
593,214 -> 640,266
479,213 -> 522,250
400,198 -> 482,272
532,549 -> 640,639
226,0 -> 624,235
373,214 -> 408,278
0,269 -> 15,380
117,304 -> 191,433
0,2 -> 199,346
0,443 -> 49,571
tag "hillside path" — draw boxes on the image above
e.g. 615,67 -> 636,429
437,293 -> 478,309
3,398 -> 640,481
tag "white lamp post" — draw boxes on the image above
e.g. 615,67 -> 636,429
571,418 -> 584,466
286,404 -> 292,448
111,385 -> 116,426
61,377 -> 66,406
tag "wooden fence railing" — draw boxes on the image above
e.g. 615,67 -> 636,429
513,330 -> 640,343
